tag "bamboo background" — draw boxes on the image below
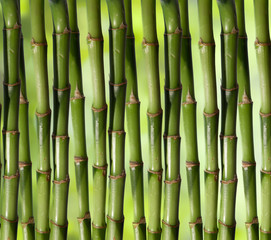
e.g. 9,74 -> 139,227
0,0 -> 261,238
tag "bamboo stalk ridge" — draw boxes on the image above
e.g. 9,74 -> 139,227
48,0 -> 70,239
105,0 -> 127,239
86,0 -> 108,238
179,0 -> 202,239
216,0 -> 238,239
19,35 -> 35,240
236,0 -> 259,239
254,0 -> 271,238
0,0 -> 21,238
160,0 -> 182,239
141,0 -> 163,239
124,0 -> 146,239
67,0 -> 91,239
197,0 -> 219,239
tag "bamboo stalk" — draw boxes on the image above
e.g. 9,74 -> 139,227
160,0 -> 182,239
179,0 -> 202,239
105,0 -> 127,239
197,0 -> 219,239
67,0 -> 91,239
216,0 -> 238,239
124,0 -> 146,239
141,0 -> 163,239
0,0 -> 21,238
86,0 -> 108,238
254,0 -> 271,238
236,0 -> 259,239
48,0 -> 70,239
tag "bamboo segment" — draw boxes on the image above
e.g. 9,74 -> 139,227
179,0 -> 202,239
67,0 -> 91,239
254,0 -> 271,238
236,0 -> 259,239
160,0 -> 182,239
105,0 -> 127,239
48,0 -> 70,239
0,0 -> 21,238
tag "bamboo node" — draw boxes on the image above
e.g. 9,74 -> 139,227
147,227 -> 162,234
238,35 -> 247,39
36,169 -> 51,175
162,219 -> 180,228
126,35 -> 135,39
132,217 -> 146,229
107,215 -> 124,223
129,161 -> 144,168
164,175 -> 181,184
260,169 -> 271,175
181,35 -> 191,39
35,228 -> 50,234
203,109 -> 219,117
74,156 -> 88,163
221,175 -> 238,184
3,170 -> 20,179
245,217 -> 258,229
53,27 -> 70,36
186,161 -> 200,169
182,90 -> 197,105
35,109 -> 52,118
19,161 -> 32,168
260,228 -> 271,234
109,170 -> 126,180
164,27 -> 182,36
221,27 -> 238,36
92,222 -> 106,229
21,217 -> 35,228
92,104 -> 107,112
31,38 -> 47,46
108,129 -> 125,135
148,169 -> 163,181
53,84 -> 71,92
53,175 -> 70,185
52,134 -> 69,140
221,84 -> 239,92
109,80 -> 127,87
147,109 -> 163,118
218,219 -> 236,228
198,38 -> 215,46
2,129 -> 20,135
70,88 -> 85,100
77,212 -> 91,223
70,30 -> 79,35
20,96 -> 29,105
109,22 -> 127,30
142,38 -> 159,46
255,38 -> 271,47
93,164 -> 108,176
219,134 -> 237,140
189,217 -> 202,228
3,80 -> 21,87
3,23 -> 21,30
0,216 -> 18,223
205,169 -> 220,181
164,85 -> 182,92
259,111 -> 271,118
242,161 -> 256,168
204,227 -> 218,234
87,33 -> 104,42
50,219 -> 68,228
163,134 -> 180,140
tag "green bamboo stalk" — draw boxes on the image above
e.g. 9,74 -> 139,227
179,0 -> 202,239
30,0 -> 51,238
105,1 -> 127,239
86,0 -> 108,239
124,0 -> 146,239
0,0 -> 21,238
236,0 -> 259,239
160,1 -> 182,239
67,1 -> 91,239
48,1 -> 70,239
19,35 -> 35,240
141,0 -> 163,239
197,0 -> 219,239
254,0 -> 271,239
216,0 -> 238,239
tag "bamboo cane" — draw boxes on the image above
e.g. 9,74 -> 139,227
48,0 -> 70,239
141,0 -> 163,239
160,0 -> 182,239
67,0 -> 91,239
0,0 -> 21,238
179,0 -> 203,239
197,0 -> 219,239
86,0 -> 108,239
254,0 -> 271,238
216,0 -> 238,239
105,0 -> 127,239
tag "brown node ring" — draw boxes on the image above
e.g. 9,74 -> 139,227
260,228 -> 271,234
245,217 -> 258,229
198,38 -> 215,46
87,33 -> 104,42
109,80 -> 127,87
203,109 -> 219,118
148,169 -> 163,181
221,175 -> 238,184
92,104 -> 107,112
92,222 -> 106,229
74,156 -> 88,163
189,217 -> 202,229
3,23 -> 21,30
50,219 -> 68,228
126,99 -> 141,105
147,109 -> 163,118
53,175 -> 70,185
108,129 -> 125,135
77,212 -> 91,223
109,23 -> 127,31
255,38 -> 271,47
21,216 -> 35,228
204,228 -> 218,234
31,39 -> 47,46
126,35 -> 135,39
181,35 -> 191,39
35,109 -> 51,118
0,215 -> 18,223
2,129 -> 20,135
221,84 -> 239,92
164,85 -> 182,92
186,161 -> 200,168
242,161 -> 256,168
19,161 -> 32,168
163,134 -> 180,140
52,134 -> 69,140
259,111 -> 271,118
107,215 -> 124,223
147,227 -> 162,234
142,38 -> 159,46
70,31 -> 79,35
220,28 -> 238,36
53,84 -> 71,92
36,169 -> 51,175
219,134 -> 237,140
261,169 -> 271,175
3,171 -> 20,180
132,217 -> 146,229
130,161 -> 144,168
162,219 -> 179,228
3,80 -> 21,87
164,175 -> 181,184
109,170 -> 126,180
35,228 -> 50,234
218,219 -> 236,228
53,28 -> 70,36
93,164 -> 107,177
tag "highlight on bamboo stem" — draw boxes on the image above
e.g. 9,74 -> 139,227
105,0 -> 127,239
197,0 -> 219,239
124,0 -> 146,239
67,0 -> 91,239
160,0 -> 182,239
254,0 -> 271,238
48,0 -> 71,239
1,0 -> 21,238
179,0 -> 203,239
216,0 -> 238,239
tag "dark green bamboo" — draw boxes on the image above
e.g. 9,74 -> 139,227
141,0 -> 163,239
105,0 -> 127,239
197,0 -> 219,239
236,0 -> 259,239
179,0 -> 202,239
48,1 -> 70,239
160,1 -> 182,240
124,0 -> 146,239
67,0 -> 91,239
19,35 -> 35,240
86,0 -> 107,239
254,0 -> 271,239
0,0 -> 21,238
216,0 -> 238,239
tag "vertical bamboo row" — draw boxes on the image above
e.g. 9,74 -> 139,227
179,0 -> 202,239
236,0 -> 259,239
124,0 -> 146,239
254,0 -> 271,238
67,0 -> 91,239
160,0 -> 182,239
86,0 -> 108,238
141,0 -> 163,239
0,0 -> 21,238
48,0 -> 70,239
197,0 -> 219,239
105,0 -> 127,239
216,0 -> 238,239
